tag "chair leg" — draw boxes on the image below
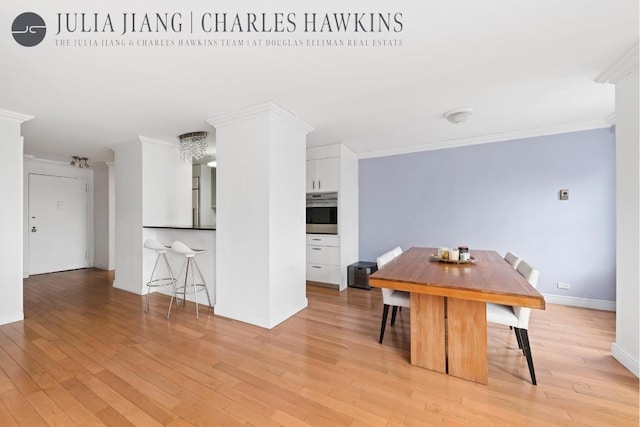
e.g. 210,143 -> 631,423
514,327 -> 523,350
379,304 -> 390,344
144,254 -> 161,313
193,257 -> 214,314
517,328 -> 537,385
390,306 -> 399,326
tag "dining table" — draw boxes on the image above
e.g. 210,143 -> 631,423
369,247 -> 545,384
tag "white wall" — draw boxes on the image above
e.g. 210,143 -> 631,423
113,137 -> 191,295
613,66 -> 639,377
338,144 -> 359,291
142,139 -> 191,227
0,112 -> 30,325
23,158 -> 95,277
93,162 -> 114,270
113,141 -> 143,294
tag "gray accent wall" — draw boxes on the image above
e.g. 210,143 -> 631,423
359,128 -> 616,301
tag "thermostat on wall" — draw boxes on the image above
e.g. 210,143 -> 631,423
559,189 -> 569,200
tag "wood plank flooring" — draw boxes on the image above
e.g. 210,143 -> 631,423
3,268 -> 637,426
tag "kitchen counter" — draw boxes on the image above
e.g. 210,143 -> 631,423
143,225 -> 216,230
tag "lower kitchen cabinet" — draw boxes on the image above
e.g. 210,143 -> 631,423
306,234 -> 340,285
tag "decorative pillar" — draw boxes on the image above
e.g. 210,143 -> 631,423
0,109 -> 33,325
208,102 -> 313,328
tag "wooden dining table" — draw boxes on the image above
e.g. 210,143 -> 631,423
369,247 -> 545,384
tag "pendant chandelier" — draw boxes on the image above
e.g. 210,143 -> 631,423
178,131 -> 208,162
70,156 -> 89,168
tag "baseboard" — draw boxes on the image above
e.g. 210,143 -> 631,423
542,293 -> 616,311
611,343 -> 640,377
0,312 -> 24,326
93,262 -> 109,270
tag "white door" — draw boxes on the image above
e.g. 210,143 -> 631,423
28,174 -> 89,275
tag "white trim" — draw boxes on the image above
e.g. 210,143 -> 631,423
611,343 -> 640,378
595,42 -> 640,84
139,136 -> 178,149
0,313 -> 24,326
208,101 -> 315,133
0,109 -> 33,123
93,262 -> 110,270
543,293 -> 616,312
357,120 -> 610,159
605,112 -> 616,126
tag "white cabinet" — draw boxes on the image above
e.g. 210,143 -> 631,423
306,157 -> 339,192
306,144 -> 359,291
306,234 -> 340,285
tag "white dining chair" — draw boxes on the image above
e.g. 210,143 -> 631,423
376,249 -> 410,344
391,246 -> 403,258
504,251 -> 522,269
486,260 -> 540,384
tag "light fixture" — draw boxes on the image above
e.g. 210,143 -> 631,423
70,156 -> 90,168
207,160 -> 217,168
443,107 -> 473,124
178,131 -> 208,162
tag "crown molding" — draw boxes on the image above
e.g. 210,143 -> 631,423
138,136 -> 178,149
595,42 -> 639,84
109,136 -> 177,151
0,109 -> 34,123
357,120 -> 611,159
605,112 -> 616,126
208,101 -> 314,133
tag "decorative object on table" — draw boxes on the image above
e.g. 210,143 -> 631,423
178,131 -> 209,162
70,156 -> 89,168
459,246 -> 470,261
437,247 -> 450,260
429,253 -> 476,264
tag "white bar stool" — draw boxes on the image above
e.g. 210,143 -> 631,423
167,240 -> 213,320
143,239 -> 177,313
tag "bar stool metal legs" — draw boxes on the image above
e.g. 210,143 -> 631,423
167,241 -> 213,320
143,239 -> 177,313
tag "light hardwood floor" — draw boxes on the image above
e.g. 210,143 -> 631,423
2,268 -> 637,426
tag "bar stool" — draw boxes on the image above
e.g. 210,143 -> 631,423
143,239 -> 177,313
167,240 -> 213,320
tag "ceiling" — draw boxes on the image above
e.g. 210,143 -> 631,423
2,1 -> 637,164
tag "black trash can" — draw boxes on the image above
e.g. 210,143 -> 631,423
347,261 -> 378,290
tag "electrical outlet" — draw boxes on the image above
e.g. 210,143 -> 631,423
557,282 -> 571,290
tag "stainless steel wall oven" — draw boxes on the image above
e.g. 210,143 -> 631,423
306,192 -> 338,234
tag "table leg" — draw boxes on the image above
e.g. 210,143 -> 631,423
447,298 -> 488,384
410,293 -> 446,373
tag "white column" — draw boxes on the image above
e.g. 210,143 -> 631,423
596,43 -> 639,377
0,109 -> 33,325
208,102 -> 313,329
112,137 -> 191,294
93,161 -> 114,270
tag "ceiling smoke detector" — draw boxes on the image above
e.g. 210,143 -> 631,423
443,107 -> 473,124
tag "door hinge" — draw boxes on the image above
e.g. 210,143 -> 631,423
86,251 -> 88,260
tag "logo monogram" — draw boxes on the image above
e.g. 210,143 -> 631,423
12,12 -> 46,47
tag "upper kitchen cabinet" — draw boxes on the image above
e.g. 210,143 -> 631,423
306,156 -> 339,192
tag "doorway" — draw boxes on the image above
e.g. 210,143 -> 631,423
28,174 -> 89,275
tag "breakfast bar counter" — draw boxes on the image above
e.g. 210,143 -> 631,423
142,225 -> 216,306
